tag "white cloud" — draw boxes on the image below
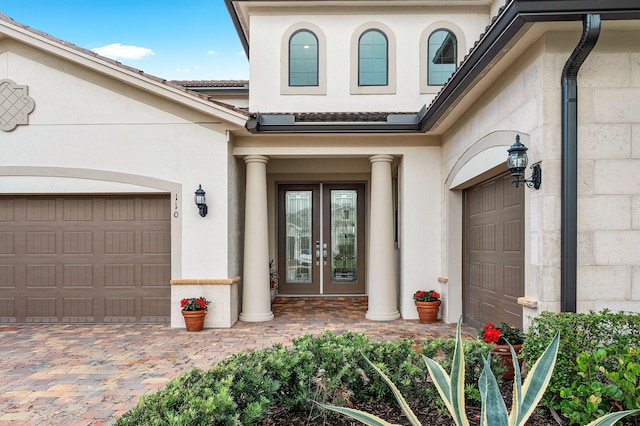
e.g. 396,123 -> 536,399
236,50 -> 245,55
207,50 -> 219,55
92,43 -> 155,60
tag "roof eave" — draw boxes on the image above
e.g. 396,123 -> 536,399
246,110 -> 426,134
225,0 -> 250,58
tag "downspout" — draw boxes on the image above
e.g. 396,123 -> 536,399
560,14 -> 601,312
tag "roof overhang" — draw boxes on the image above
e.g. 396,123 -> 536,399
232,0 -> 640,134
247,106 -> 428,134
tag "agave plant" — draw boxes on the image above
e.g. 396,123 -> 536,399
318,317 -> 638,426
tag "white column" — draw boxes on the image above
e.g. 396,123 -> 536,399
239,155 -> 274,322
366,154 -> 400,321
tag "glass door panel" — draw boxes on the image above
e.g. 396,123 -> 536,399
323,183 -> 365,294
330,190 -> 358,282
285,191 -> 313,283
277,185 -> 320,294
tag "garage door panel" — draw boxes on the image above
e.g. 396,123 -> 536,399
64,231 -> 93,254
106,264 -> 135,287
0,199 -> 14,220
105,231 -> 135,254
105,199 -> 135,221
464,173 -> 524,329
503,220 -> 521,251
143,231 -> 170,253
26,264 -> 57,287
142,297 -> 170,318
64,199 -> 93,220
63,264 -> 93,287
27,199 -> 56,221
503,265 -> 522,297
0,231 -> 14,253
143,264 -> 170,286
482,263 -> 496,291
27,231 -> 56,254
27,297 -> 57,320
143,198 -> 171,220
0,195 -> 171,323
0,265 -> 14,287
63,297 -> 94,322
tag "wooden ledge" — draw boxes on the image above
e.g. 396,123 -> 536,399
171,276 -> 241,285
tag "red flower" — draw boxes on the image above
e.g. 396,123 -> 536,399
431,291 -> 440,300
415,291 -> 426,298
483,327 -> 501,343
181,296 -> 210,311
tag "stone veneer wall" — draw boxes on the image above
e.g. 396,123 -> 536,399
570,29 -> 640,312
440,27 -> 640,325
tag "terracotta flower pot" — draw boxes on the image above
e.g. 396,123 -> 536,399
491,343 -> 523,379
181,310 -> 207,332
414,300 -> 441,323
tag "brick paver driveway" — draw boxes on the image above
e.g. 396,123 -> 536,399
0,297 -> 470,425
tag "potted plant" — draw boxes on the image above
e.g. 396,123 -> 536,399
479,321 -> 525,378
413,290 -> 441,323
269,258 -> 278,303
180,296 -> 210,332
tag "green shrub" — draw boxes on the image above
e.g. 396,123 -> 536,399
522,309 -> 640,410
320,319 -> 638,426
117,331 -> 498,425
559,347 -> 640,425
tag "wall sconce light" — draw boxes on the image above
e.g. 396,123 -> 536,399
194,184 -> 208,217
507,135 -> 541,189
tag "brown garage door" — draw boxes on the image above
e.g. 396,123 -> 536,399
463,173 -> 524,329
0,195 -> 171,323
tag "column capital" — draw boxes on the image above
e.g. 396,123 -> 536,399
244,155 -> 269,165
369,154 -> 394,164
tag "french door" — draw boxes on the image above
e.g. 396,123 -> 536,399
277,183 -> 365,294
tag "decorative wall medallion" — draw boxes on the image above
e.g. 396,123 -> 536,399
0,79 -> 36,132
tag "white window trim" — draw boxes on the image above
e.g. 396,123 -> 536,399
281,22 -> 327,95
419,21 -> 466,94
350,22 -> 396,95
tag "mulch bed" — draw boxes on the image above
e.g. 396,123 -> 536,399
263,381 -> 559,425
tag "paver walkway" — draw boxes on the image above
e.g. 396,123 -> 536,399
0,297 -> 473,425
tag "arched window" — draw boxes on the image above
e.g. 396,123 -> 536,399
289,30 -> 319,86
428,29 -> 457,85
358,29 -> 388,86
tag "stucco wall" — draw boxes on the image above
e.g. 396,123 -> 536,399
0,45 -> 240,326
248,7 -> 489,113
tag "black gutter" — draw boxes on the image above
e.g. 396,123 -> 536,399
560,14 -> 601,313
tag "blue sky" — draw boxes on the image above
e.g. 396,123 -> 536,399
0,0 -> 249,81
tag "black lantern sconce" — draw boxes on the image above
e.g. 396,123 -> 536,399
507,135 -> 541,189
194,185 -> 208,217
